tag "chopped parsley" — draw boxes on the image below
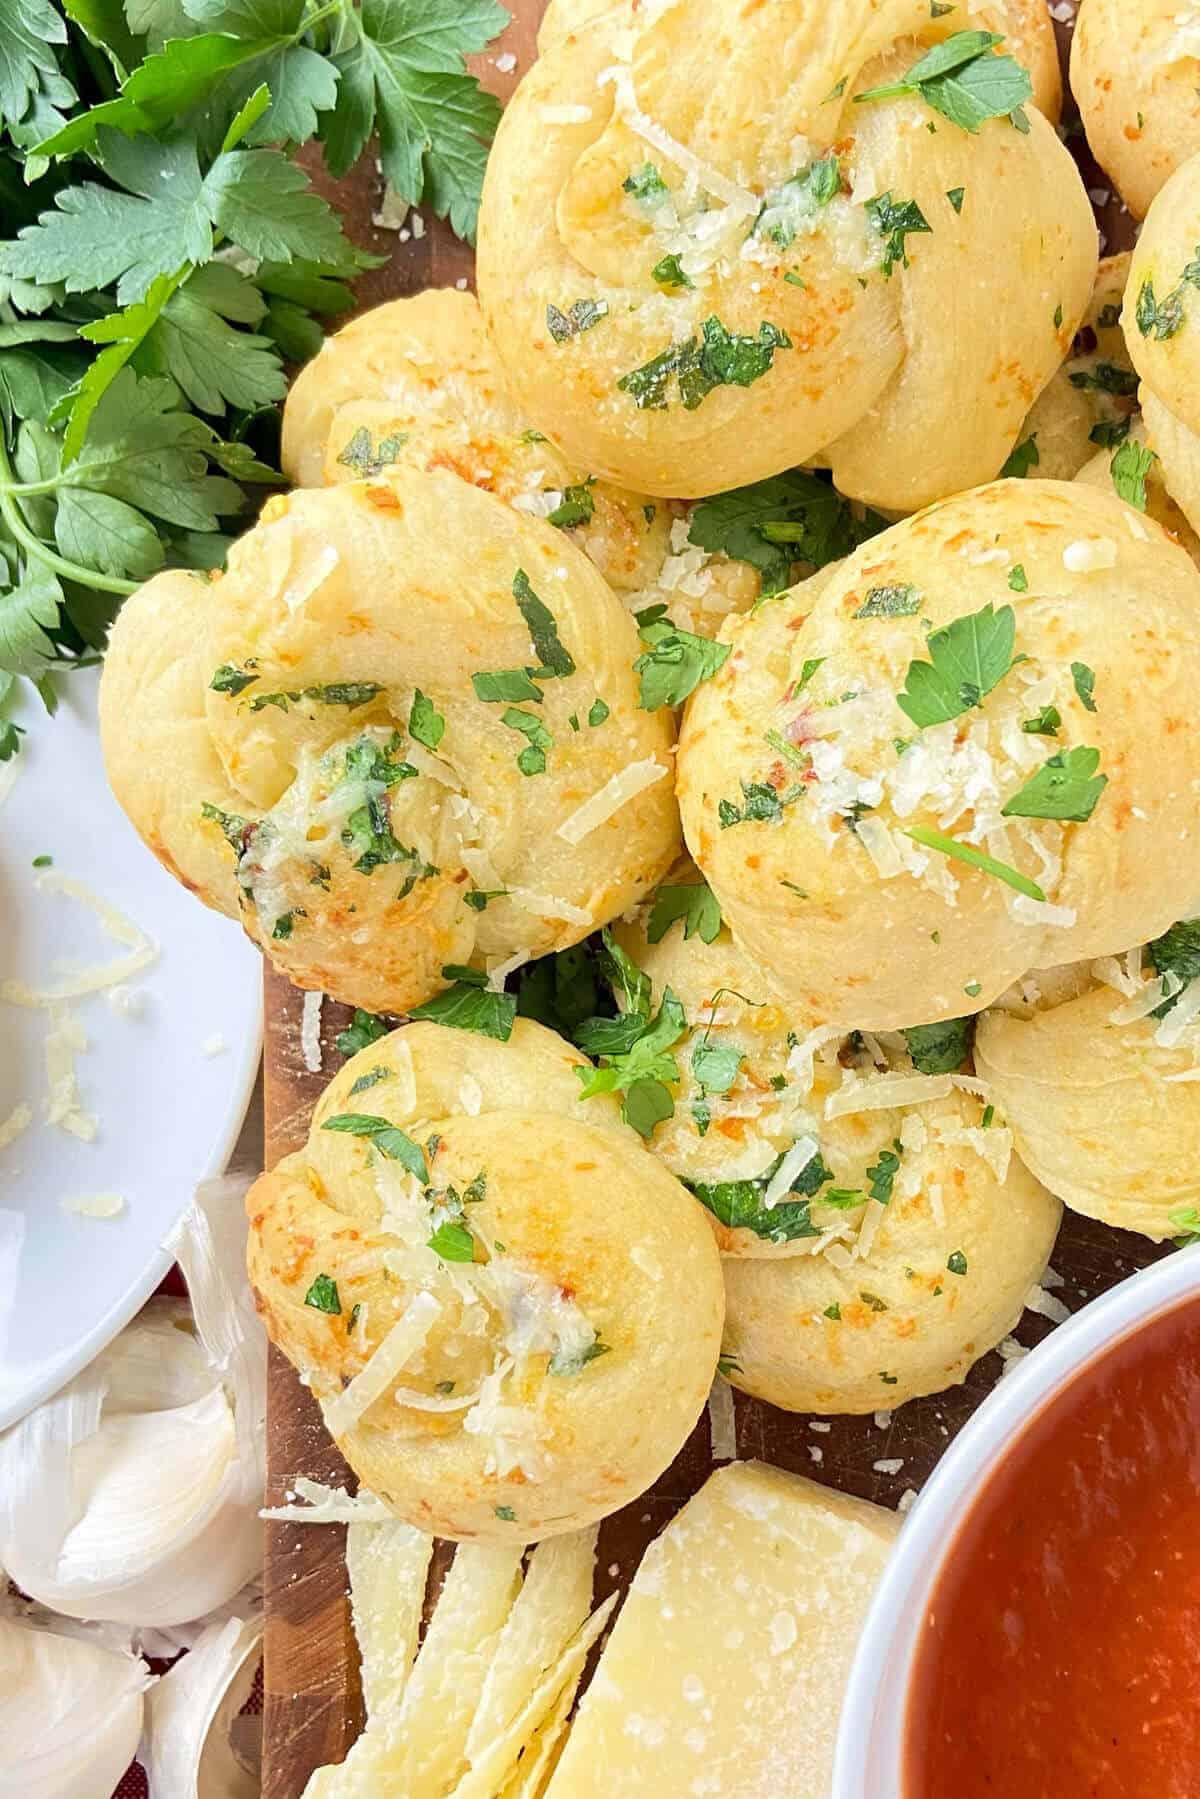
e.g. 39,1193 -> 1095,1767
427,1220 -> 476,1263
464,887 -> 509,911
409,968 -> 516,1041
1135,278 -> 1185,342
633,604 -> 730,708
687,1148 -> 833,1244
896,601 -> 1017,727
855,583 -> 920,618
754,156 -> 841,248
652,253 -> 693,289
247,681 -> 385,715
718,779 -> 805,828
1022,705 -> 1060,737
1110,440 -> 1156,512
1001,746 -> 1107,823
210,662 -> 258,696
338,736 -> 432,882
688,469 -> 886,594
336,426 -> 407,477
336,1009 -> 389,1059
854,29 -> 1033,133
321,1112 -> 429,1181
303,1273 -> 341,1314
1071,662 -> 1098,712
947,1250 -> 968,1275
1069,362 -> 1138,397
864,192 -> 932,276
691,1036 -> 743,1095
624,162 -> 668,205
547,482 -> 597,528
575,986 -> 686,1139
408,689 -> 444,751
494,1505 -> 517,1522
502,707 -> 553,775
647,879 -> 722,945
1089,418 -> 1131,449
272,910 -> 302,940
548,1335 -> 610,1376
717,1353 -> 742,1376
588,697 -> 609,727
1008,565 -> 1028,593
201,801 -> 249,852
903,1016 -> 973,1074
866,1144 -> 903,1204
903,826 -> 1046,902
946,185 -> 965,213
472,668 -> 544,704
1000,435 -> 1039,479
617,317 -> 791,412
546,298 -> 609,341
513,569 -> 575,678
1149,920 -> 1200,1009
348,1065 -> 389,1096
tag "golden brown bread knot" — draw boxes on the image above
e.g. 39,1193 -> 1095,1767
100,472 -> 680,1013
1072,0 -> 1200,218
478,0 -> 1093,508
245,1017 -> 725,1539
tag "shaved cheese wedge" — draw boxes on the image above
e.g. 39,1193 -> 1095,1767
499,1664 -> 580,1799
510,889 -> 593,927
321,1291 -> 441,1439
762,1135 -> 818,1209
259,1479 -> 395,1524
544,1463 -> 897,1798
1109,973 -> 1182,1024
555,760 -> 667,846
824,1071 -> 953,1119
301,991 -> 324,1074
1155,981 -> 1200,1048
463,1530 -> 598,1770
599,64 -> 758,216
452,1593 -> 619,1799
346,1517 -> 433,1717
389,1543 -> 525,1792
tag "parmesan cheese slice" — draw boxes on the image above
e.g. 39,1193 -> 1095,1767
346,1517 -> 433,1717
320,1291 -> 440,1439
543,1462 -> 897,1797
555,760 -> 667,846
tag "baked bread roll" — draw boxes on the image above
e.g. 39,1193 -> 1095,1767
1017,254 -> 1136,481
1124,153 -> 1200,537
538,0 -> 1065,120
606,869 -> 988,1263
477,1 -> 1094,507
976,939 -> 1200,1241
245,1017 -> 725,1539
678,479 -> 1200,1031
719,1064 -> 1061,1413
1074,419 -> 1200,565
101,475 -> 679,1013
1072,0 -> 1200,218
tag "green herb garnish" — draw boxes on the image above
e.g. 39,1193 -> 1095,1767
303,1273 -> 341,1314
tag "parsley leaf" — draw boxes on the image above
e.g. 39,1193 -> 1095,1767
634,608 -> 730,708
317,0 -> 507,242
337,424 -> 408,476
409,973 -> 516,1041
548,1334 -> 610,1376
321,1111 -> 429,1181
1001,745 -> 1107,822
904,825 -> 1046,902
546,298 -> 609,341
864,192 -> 931,276
512,567 -> 574,677
617,316 -> 791,412
999,434 -> 1039,478
718,778 -> 805,828
547,482 -> 595,528
624,162 -> 667,205
502,706 -> 552,775
1135,277 -> 1185,342
854,30 -> 1033,133
335,1008 -> 390,1058
1071,661 -> 1097,712
428,1219 -> 475,1262
303,1272 -> 341,1313
897,602 -> 1017,727
687,1148 -> 832,1245
472,668 -> 544,703
691,1036 -> 742,1094
753,156 -> 841,248
1148,920 -> 1200,1003
575,987 -> 686,1139
866,1145 -> 902,1204
408,688 -> 444,750
1110,439 -> 1156,512
902,1017 -> 974,1074
651,253 -> 692,289
687,469 -> 886,593
647,879 -> 722,945
855,582 -> 920,618
1069,362 -> 1138,397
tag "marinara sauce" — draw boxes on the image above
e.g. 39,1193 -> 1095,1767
905,1297 -> 1200,1798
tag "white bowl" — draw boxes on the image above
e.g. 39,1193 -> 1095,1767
832,1246 -> 1200,1797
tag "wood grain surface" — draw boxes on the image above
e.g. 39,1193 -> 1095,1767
261,8 -> 1154,1794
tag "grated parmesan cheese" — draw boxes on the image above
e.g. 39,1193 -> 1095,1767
260,1478 -> 394,1524
1026,1283 -> 1070,1326
510,888 -> 593,926
2,873 -> 157,1008
824,1071 -> 953,1119
0,1102 -> 32,1153
300,990 -> 324,1074
598,64 -> 758,217
44,1004 -> 97,1141
1154,980 -> 1200,1048
60,1192 -> 126,1219
322,1291 -> 441,1438
707,1377 -> 737,1462
1062,538 -> 1117,574
762,1135 -> 819,1209
556,760 -> 668,845
1110,972 -> 1182,1025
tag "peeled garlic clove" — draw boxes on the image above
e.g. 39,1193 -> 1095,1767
0,1612 -> 150,1799
0,1176 -> 265,1628
143,1614 -> 263,1799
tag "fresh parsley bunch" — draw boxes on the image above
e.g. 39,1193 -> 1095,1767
0,0 -> 507,751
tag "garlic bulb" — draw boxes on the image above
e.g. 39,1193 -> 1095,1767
0,1610 -> 151,1798
0,1177 -> 265,1627
143,1613 -> 263,1798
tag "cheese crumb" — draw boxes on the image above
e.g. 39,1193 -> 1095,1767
1062,537 -> 1117,573
60,1192 -> 126,1219
300,990 -> 324,1074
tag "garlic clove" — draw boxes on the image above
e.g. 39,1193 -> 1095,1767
0,1612 -> 151,1799
143,1613 -> 263,1799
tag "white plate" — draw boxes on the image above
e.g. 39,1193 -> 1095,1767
0,668 -> 262,1428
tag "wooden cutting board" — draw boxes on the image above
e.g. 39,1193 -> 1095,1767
261,9 -> 1152,1793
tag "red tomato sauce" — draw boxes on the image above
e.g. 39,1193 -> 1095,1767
905,1297 -> 1200,1798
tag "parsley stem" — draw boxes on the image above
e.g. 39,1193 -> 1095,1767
0,435 -> 137,597
299,0 -> 344,36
